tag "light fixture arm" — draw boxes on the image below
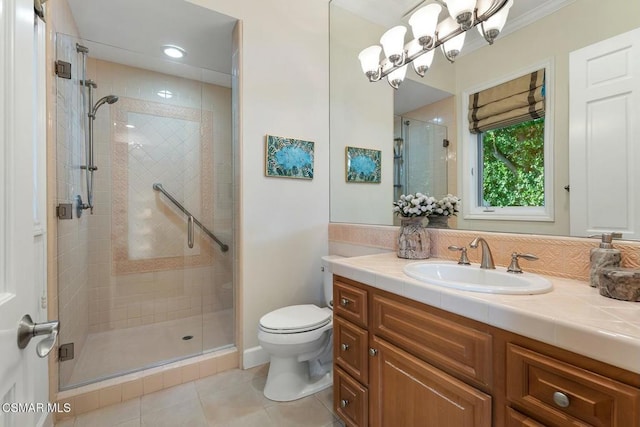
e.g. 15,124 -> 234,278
365,0 -> 511,84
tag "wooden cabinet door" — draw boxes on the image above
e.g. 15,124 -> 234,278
369,336 -> 492,427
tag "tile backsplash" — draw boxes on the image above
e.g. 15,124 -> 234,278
328,223 -> 640,282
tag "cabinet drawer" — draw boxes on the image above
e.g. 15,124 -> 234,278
334,279 -> 368,328
334,366 -> 368,427
371,293 -> 492,387
334,315 -> 368,385
507,343 -> 640,427
506,407 -> 545,427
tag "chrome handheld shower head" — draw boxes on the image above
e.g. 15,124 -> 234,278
89,95 -> 119,118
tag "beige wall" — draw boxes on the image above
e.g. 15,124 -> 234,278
454,0 -> 640,235
187,0 -> 331,352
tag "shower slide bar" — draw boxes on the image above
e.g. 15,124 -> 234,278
153,183 -> 229,252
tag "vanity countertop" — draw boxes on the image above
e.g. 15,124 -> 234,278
327,252 -> 640,374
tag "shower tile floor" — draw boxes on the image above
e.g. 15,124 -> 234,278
67,310 -> 234,387
55,365 -> 343,427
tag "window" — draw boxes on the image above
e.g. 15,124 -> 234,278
478,117 -> 545,208
462,63 -> 554,222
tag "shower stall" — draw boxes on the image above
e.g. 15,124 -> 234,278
54,33 -> 234,390
393,116 -> 449,201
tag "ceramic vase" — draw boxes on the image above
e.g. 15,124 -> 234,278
397,217 -> 430,259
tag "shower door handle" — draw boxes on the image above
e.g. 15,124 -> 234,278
187,215 -> 194,248
17,314 -> 60,358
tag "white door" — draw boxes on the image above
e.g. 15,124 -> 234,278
0,1 -> 49,426
569,27 -> 640,238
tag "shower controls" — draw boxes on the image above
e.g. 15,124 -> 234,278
76,195 -> 89,218
55,60 -> 71,79
56,203 -> 73,220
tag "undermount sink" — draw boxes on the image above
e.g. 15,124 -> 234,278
403,262 -> 553,295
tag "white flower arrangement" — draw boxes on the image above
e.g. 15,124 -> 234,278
393,193 -> 460,217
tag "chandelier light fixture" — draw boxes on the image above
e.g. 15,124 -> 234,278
358,0 -> 513,89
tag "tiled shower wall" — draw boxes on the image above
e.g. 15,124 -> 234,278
85,59 -> 233,334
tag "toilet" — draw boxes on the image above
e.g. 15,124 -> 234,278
258,255 -> 341,401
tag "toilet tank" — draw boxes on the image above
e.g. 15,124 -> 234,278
321,255 -> 343,308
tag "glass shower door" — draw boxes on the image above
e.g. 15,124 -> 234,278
394,117 -> 448,198
55,33 -> 234,390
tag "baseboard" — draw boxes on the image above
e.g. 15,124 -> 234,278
243,345 -> 269,369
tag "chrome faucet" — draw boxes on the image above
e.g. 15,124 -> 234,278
469,237 -> 495,269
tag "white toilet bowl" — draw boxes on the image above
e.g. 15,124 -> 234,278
258,304 -> 333,402
258,256 -> 341,402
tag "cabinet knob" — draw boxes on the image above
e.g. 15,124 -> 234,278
340,399 -> 350,408
369,348 -> 378,356
553,391 -> 570,408
340,343 -> 349,351
340,298 -> 350,307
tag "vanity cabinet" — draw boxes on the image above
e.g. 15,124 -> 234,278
332,275 -> 640,427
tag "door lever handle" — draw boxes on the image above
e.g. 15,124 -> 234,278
17,314 -> 60,358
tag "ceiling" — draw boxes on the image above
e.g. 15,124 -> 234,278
65,0 -> 237,86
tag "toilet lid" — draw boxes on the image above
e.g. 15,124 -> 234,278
259,304 -> 331,333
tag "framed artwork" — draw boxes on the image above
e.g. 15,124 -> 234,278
346,146 -> 381,183
265,135 -> 314,179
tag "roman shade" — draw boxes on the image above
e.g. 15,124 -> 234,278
468,69 -> 545,134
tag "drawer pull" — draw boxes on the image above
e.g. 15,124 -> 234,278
340,343 -> 350,351
369,347 -> 378,356
553,391 -> 570,408
340,298 -> 350,307
340,399 -> 350,408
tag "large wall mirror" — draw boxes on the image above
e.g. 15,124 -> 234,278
329,0 -> 640,239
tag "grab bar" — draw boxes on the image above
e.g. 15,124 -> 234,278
153,183 -> 229,252
187,216 -> 194,249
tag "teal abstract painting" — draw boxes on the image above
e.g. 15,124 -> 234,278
265,135 -> 314,179
346,146 -> 381,183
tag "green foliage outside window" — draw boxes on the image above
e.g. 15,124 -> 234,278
480,118 -> 545,207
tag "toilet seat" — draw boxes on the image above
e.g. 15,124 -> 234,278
259,304 -> 331,334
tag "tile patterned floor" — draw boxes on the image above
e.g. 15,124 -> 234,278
55,365 -> 344,427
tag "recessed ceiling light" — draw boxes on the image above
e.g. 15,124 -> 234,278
157,90 -> 173,99
163,45 -> 186,59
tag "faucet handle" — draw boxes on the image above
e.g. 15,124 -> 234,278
507,252 -> 538,274
448,246 -> 471,265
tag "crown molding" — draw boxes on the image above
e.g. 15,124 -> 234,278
461,0 -> 576,56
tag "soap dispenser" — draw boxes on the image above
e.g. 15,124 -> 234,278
589,233 -> 622,288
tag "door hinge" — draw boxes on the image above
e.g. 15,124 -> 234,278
55,60 -> 71,79
56,203 -> 73,220
58,343 -> 74,361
